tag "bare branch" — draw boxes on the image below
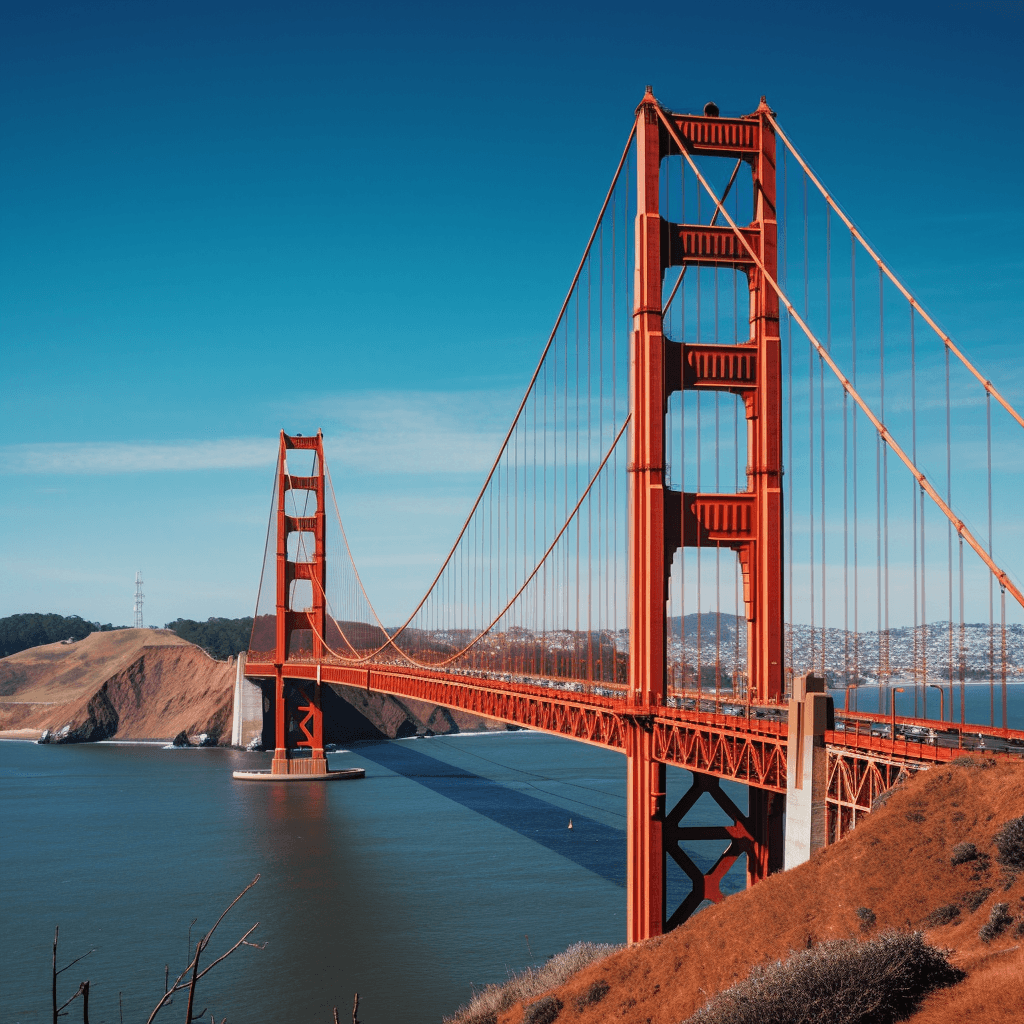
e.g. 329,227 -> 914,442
184,941 -> 202,1024
193,924 -> 262,983
146,878 -> 262,1024
196,875 -> 260,954
56,982 -> 88,1015
56,949 -> 96,976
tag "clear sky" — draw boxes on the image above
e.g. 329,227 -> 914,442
2,0 -> 1021,627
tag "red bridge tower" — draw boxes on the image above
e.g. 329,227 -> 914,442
627,90 -> 785,941
271,430 -> 328,775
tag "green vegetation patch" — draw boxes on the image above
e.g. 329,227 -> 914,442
165,617 -> 253,660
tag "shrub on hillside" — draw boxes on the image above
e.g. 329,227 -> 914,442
962,888 -> 993,912
681,932 -> 963,1024
950,842 -> 978,865
575,979 -> 610,1011
926,904 -> 960,927
979,903 -> 1013,944
855,907 -> 875,932
993,816 -> 1024,871
523,996 -> 563,1024
442,943 -> 619,1024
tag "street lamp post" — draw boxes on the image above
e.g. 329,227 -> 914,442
928,683 -> 945,723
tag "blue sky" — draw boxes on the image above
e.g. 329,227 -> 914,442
2,0 -> 1021,627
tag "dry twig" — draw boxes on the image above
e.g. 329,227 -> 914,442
145,875 -> 265,1024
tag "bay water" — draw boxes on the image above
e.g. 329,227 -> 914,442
4,686 -> 1021,1024
1,733 -> 743,1024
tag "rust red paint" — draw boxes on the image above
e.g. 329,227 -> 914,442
271,430 -> 327,775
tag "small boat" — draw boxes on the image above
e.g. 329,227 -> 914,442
567,818 -> 573,830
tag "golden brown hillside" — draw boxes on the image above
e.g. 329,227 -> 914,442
468,756 -> 1024,1024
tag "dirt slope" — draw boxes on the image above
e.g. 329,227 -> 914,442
0,629 -> 234,742
494,756 -> 1024,1024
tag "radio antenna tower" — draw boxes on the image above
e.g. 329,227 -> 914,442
133,571 -> 144,628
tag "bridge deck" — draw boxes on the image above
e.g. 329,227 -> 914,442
244,659 -> 1024,793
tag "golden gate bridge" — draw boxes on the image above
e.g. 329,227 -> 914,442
241,89 -> 1024,943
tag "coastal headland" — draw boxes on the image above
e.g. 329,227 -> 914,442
0,628 -> 506,744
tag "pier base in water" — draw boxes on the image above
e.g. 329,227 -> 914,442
233,747 -> 364,781
233,766 -> 364,782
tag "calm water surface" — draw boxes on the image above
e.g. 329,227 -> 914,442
4,687 -> 1020,1024
1,733 -> 748,1024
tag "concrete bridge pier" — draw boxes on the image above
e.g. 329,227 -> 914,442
784,673 -> 834,870
230,653 -> 264,748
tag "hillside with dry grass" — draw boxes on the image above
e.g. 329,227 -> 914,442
448,756 -> 1024,1024
0,628 -> 508,744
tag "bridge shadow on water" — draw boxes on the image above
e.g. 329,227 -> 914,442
353,739 -> 745,908
356,739 -> 628,886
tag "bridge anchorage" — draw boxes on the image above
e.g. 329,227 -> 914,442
240,89 -> 1024,941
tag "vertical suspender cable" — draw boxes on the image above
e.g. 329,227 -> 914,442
784,147 -> 793,690
599,218 -> 605,682
851,233 -> 859,708
959,535 -> 966,727
843,236 -> 850,703
876,431 -> 882,713
1000,587 -> 1007,729
881,267 -> 890,708
946,344 -> 954,721
575,266 -> 581,679
987,391 -> 994,726
821,206 -> 830,676
805,171 -> 815,674
588,241 -> 594,683
911,307 -> 920,716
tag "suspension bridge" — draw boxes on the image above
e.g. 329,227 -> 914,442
241,89 -> 1024,942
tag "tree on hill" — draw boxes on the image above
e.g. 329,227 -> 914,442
165,617 -> 253,660
0,613 -> 124,658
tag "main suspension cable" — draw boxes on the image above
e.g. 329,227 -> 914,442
765,112 -> 1024,431
655,103 -> 1024,611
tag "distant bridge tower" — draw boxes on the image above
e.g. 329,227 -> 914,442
133,571 -> 144,628
271,430 -> 329,775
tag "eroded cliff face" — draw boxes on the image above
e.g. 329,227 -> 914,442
0,629 -> 234,743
